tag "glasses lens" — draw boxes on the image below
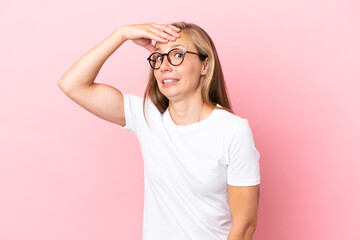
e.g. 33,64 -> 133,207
169,49 -> 184,66
149,53 -> 162,69
148,49 -> 185,69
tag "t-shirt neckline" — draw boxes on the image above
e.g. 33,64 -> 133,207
165,104 -> 221,130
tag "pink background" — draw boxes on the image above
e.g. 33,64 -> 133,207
1,0 -> 359,239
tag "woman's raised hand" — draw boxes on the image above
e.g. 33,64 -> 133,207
119,22 -> 181,52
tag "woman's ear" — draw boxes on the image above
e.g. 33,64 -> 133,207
201,57 -> 209,75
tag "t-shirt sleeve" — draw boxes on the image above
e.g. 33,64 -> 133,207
118,93 -> 143,136
227,119 -> 261,186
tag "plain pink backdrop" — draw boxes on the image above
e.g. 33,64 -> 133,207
0,0 -> 359,239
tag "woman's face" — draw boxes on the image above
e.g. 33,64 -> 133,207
153,33 -> 208,103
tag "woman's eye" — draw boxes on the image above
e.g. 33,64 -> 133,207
174,53 -> 183,58
156,56 -> 163,62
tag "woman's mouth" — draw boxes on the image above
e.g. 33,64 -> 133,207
162,79 -> 179,87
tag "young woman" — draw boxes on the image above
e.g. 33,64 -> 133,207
58,22 -> 261,240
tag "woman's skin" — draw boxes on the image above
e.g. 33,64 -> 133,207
153,32 -> 213,126
125,23 -> 214,125
122,23 -> 181,52
57,22 -> 213,127
58,23 -> 259,239
57,23 -> 182,127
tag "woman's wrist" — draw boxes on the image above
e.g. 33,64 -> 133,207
114,26 -> 128,42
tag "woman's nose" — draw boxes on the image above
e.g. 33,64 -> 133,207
159,55 -> 172,71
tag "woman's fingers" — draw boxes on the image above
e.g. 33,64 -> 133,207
166,24 -> 181,33
147,30 -> 169,43
150,23 -> 180,37
147,27 -> 174,42
128,22 -> 181,51
148,23 -> 180,41
145,44 -> 156,53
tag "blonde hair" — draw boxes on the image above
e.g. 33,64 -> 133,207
142,21 -> 233,129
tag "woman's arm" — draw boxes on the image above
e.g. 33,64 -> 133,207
227,184 -> 260,240
57,28 -> 127,92
57,23 -> 180,126
57,28 -> 128,126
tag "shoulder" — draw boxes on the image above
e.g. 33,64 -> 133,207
122,93 -> 159,113
215,108 -> 249,130
122,93 -> 143,104
214,108 -> 256,144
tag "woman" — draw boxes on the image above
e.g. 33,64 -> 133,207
58,22 -> 261,240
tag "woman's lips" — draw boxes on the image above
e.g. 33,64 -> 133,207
163,79 -> 179,87
162,78 -> 179,83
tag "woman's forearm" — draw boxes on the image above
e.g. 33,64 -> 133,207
57,27 -> 127,92
226,226 -> 256,240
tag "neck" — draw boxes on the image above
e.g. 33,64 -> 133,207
168,99 -> 212,126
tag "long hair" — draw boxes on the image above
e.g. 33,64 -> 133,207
142,21 -> 233,129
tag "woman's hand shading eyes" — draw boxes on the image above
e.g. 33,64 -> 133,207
119,22 -> 181,52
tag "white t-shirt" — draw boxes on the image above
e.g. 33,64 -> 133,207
119,93 -> 261,240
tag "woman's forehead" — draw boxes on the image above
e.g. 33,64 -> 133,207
155,34 -> 193,52
155,43 -> 186,52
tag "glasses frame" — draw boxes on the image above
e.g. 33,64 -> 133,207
147,48 -> 201,70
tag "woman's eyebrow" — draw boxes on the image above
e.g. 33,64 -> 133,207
155,44 -> 185,52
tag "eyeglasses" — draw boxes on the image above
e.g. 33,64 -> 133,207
147,48 -> 203,69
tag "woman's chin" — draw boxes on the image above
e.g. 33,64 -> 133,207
161,91 -> 181,102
